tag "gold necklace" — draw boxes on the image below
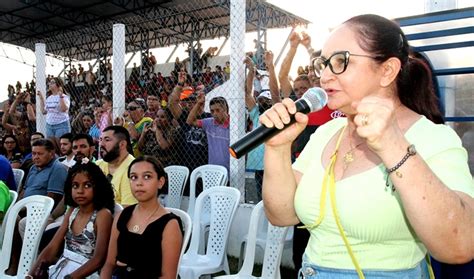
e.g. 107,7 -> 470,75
343,132 -> 365,170
131,205 -> 160,233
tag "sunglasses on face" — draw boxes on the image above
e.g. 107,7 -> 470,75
311,51 -> 379,77
127,106 -> 140,111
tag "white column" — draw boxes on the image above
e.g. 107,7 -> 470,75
229,0 -> 246,201
35,43 -> 47,135
113,23 -> 126,120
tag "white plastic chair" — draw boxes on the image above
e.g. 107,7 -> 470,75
0,195 -> 55,278
12,168 -> 24,191
114,203 -> 123,216
216,201 -> 290,279
0,190 -> 19,248
164,165 -> 189,209
179,186 -> 240,279
237,214 -> 294,273
187,165 -> 228,253
165,207 -> 192,269
187,164 -> 228,220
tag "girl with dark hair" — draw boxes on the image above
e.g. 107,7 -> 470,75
37,77 -> 71,138
261,14 -> 473,278
101,156 -> 183,279
28,162 -> 115,279
0,134 -> 23,168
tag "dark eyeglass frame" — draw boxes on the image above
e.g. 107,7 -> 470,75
127,106 -> 140,111
311,51 -> 379,78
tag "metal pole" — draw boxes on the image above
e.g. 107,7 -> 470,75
35,43 -> 47,135
229,0 -> 246,201
113,23 -> 126,120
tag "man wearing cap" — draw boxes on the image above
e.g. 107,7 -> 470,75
168,85 -> 211,174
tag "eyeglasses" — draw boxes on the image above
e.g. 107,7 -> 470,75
311,51 -> 379,78
4,141 -> 15,144
127,106 -> 140,111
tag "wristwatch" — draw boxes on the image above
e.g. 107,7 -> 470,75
407,144 -> 417,156
64,275 -> 72,279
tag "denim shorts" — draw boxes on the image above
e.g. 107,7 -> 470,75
299,254 -> 430,279
46,121 -> 71,138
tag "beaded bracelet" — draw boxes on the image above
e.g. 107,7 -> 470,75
385,144 -> 416,191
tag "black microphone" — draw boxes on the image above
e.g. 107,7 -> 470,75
229,87 -> 328,159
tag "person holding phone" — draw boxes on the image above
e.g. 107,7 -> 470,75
137,109 -> 179,166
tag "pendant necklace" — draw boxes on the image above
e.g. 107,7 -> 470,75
132,205 -> 160,233
343,132 -> 365,170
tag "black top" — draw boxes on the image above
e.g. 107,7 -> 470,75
173,110 -> 212,171
116,205 -> 183,278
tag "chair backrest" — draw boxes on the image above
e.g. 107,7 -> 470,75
0,190 -> 19,247
164,165 -> 189,209
239,201 -> 289,278
0,195 -> 54,278
187,164 -> 228,219
165,207 -> 192,268
186,187 -> 240,260
12,168 -> 25,191
114,203 -> 123,217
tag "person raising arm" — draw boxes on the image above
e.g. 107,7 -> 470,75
261,14 -> 473,278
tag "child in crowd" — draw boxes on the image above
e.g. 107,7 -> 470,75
101,156 -> 183,279
28,162 -> 115,279
99,95 -> 113,133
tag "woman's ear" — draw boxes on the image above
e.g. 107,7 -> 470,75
380,57 -> 401,87
158,176 -> 166,190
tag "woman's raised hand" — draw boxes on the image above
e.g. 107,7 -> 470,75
36,90 -> 44,99
258,98 -> 308,148
352,96 -> 405,154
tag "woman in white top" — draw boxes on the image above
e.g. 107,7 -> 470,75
37,77 -> 71,138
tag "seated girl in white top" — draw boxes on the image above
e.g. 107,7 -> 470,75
28,162 -> 115,279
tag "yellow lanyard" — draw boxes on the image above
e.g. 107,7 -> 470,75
299,125 -> 435,279
299,125 -> 364,278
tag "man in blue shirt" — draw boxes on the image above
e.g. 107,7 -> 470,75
20,138 -> 67,206
7,138 -> 67,275
21,132 -> 45,164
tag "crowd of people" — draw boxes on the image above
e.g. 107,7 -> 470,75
0,13 -> 472,279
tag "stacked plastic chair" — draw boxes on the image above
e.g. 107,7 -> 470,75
179,186 -> 240,279
216,201 -> 290,279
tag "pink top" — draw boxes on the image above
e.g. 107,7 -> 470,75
99,111 -> 111,132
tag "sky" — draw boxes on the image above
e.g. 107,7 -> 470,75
0,0 -> 471,103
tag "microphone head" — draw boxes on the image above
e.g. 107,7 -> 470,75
302,87 -> 328,112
